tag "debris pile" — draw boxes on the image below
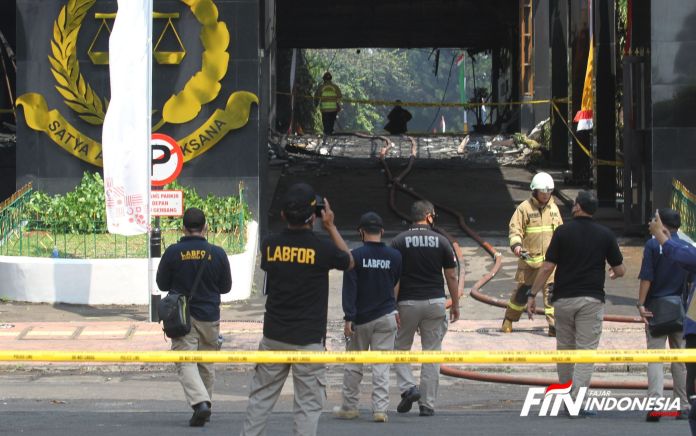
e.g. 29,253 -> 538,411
269,120 -> 550,168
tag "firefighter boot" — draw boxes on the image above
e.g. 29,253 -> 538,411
501,318 -> 513,333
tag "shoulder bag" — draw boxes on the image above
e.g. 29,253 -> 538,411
157,247 -> 208,339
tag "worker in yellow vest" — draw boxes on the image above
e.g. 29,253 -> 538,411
314,72 -> 342,140
502,172 -> 563,336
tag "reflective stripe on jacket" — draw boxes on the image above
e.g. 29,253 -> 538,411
315,82 -> 342,112
509,196 -> 563,282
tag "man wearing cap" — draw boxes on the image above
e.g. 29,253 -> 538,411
637,208 -> 690,421
241,182 -> 354,436
527,191 -> 625,410
156,207 -> 232,427
390,200 -> 460,417
334,212 -> 402,423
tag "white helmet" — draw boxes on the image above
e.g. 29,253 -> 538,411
530,172 -> 554,191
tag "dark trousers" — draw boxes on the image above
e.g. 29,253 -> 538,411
321,111 -> 338,135
686,334 -> 696,435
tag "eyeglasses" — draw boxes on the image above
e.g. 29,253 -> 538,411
537,188 -> 553,194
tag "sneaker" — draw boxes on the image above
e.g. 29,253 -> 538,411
397,387 -> 421,413
333,406 -> 359,420
189,401 -> 211,427
501,318 -> 513,333
548,326 -> 556,337
373,412 -> 388,422
646,411 -> 661,422
419,405 -> 435,417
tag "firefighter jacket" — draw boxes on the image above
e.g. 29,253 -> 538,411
314,81 -> 342,113
509,196 -> 563,284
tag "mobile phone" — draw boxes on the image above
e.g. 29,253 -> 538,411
315,195 -> 325,217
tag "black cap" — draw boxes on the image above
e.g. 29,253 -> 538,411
183,207 -> 206,231
358,211 -> 383,232
282,183 -> 317,214
658,208 -> 681,229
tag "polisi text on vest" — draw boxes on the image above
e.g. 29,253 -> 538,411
405,235 -> 439,248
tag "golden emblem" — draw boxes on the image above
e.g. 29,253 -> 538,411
17,0 -> 259,167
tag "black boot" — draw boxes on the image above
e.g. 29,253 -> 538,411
189,401 -> 211,427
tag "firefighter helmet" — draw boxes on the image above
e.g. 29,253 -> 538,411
530,172 -> 554,191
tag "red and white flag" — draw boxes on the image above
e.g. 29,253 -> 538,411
574,0 -> 594,131
101,0 -> 152,235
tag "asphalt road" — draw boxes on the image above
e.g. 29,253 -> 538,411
0,368 -> 687,436
1,409 -> 687,436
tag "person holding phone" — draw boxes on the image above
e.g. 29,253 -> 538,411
650,211 -> 696,433
241,182 -> 354,436
637,208 -> 690,421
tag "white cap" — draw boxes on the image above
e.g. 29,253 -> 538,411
530,172 -> 554,191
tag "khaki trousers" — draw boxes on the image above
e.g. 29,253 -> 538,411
342,312 -> 398,412
241,337 -> 326,436
646,327 -> 688,404
554,297 -> 603,398
170,317 -> 220,407
394,298 -> 448,410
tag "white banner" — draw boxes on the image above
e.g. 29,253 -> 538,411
101,0 -> 152,235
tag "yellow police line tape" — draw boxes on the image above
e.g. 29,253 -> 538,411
281,91 -> 624,168
1,349 -> 695,364
550,101 -> 623,168
277,91 -> 570,109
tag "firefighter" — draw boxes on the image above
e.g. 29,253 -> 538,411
502,172 -> 563,336
314,71 -> 342,139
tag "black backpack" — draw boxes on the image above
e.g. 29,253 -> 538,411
157,248 -> 208,339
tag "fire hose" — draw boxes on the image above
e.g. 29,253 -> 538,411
352,132 -> 668,390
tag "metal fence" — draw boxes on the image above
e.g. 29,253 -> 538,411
0,185 -> 247,258
671,178 -> 696,240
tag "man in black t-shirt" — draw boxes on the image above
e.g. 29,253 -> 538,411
390,200 -> 460,417
527,191 -> 625,404
241,183 -> 353,436
156,207 -> 232,427
334,212 -> 402,423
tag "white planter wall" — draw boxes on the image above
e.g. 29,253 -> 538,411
0,221 -> 258,304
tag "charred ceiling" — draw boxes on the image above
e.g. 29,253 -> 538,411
276,0 -> 517,50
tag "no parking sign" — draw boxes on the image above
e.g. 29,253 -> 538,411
151,133 -> 183,186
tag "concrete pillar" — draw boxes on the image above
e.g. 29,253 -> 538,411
594,0 -> 617,206
550,0 -> 569,166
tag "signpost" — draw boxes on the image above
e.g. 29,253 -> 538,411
151,190 -> 184,216
149,133 -> 184,321
151,133 -> 184,186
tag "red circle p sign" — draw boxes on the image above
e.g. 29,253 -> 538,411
151,133 -> 183,187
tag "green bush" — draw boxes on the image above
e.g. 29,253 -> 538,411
21,172 -> 249,234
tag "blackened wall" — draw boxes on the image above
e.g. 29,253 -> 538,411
0,1 -> 15,201
15,0 -> 261,217
651,0 -> 696,207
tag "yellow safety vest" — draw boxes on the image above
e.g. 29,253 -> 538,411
315,82 -> 341,113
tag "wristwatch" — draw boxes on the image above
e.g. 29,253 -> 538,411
636,302 -> 644,308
